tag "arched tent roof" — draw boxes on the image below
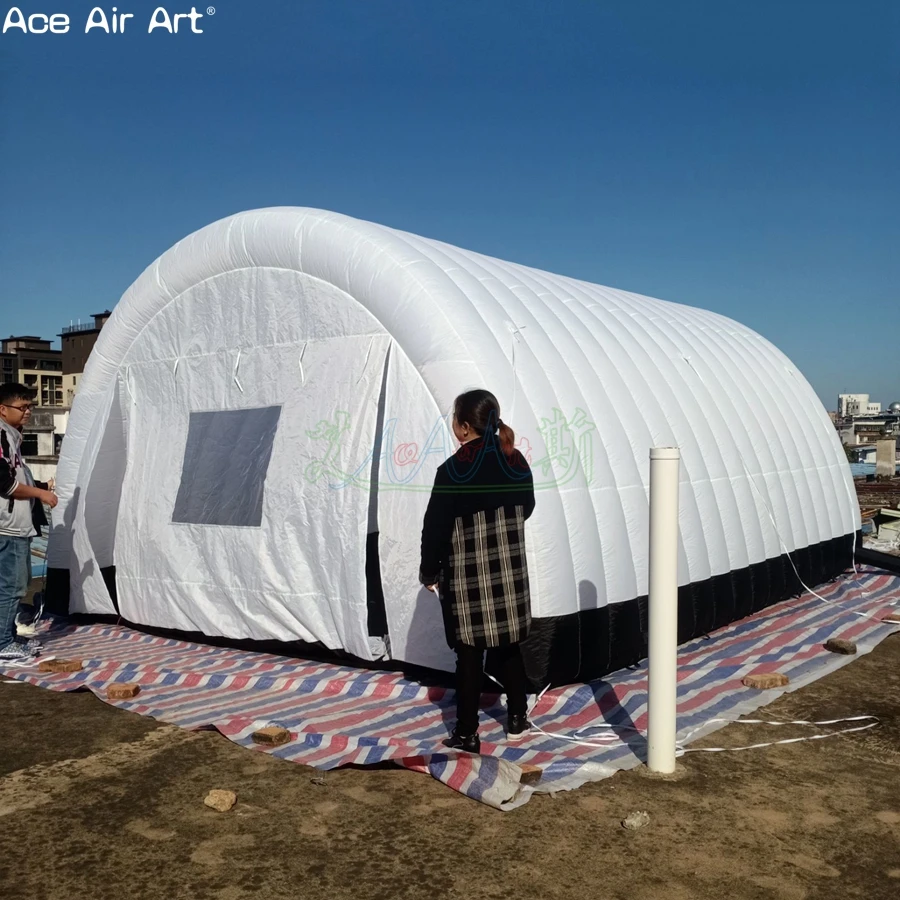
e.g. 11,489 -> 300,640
48,208 -> 859,684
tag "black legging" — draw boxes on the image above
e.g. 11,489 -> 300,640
454,641 -> 528,736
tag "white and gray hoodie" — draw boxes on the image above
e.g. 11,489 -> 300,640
0,418 -> 37,538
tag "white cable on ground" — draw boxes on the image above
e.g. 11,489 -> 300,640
676,715 -> 879,755
522,710 -> 879,755
523,651 -> 883,754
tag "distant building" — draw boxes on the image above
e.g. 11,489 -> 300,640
839,413 -> 900,446
1,335 -> 66,481
19,407 -> 70,482
1,336 -> 63,406
0,350 -> 15,384
838,393 -> 881,416
60,311 -> 110,405
0,313 -> 111,480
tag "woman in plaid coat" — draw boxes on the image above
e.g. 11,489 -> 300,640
420,389 -> 535,752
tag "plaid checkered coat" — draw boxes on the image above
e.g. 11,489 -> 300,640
419,435 -> 535,649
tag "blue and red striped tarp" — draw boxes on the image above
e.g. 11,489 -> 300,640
3,567 -> 898,809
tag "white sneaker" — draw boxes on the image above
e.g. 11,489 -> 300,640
16,620 -> 38,638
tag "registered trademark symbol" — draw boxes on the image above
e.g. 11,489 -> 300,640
207,6 -> 215,14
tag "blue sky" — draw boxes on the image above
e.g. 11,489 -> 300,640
1,0 -> 897,409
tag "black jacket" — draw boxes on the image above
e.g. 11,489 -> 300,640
32,480 -> 49,536
419,433 -> 535,586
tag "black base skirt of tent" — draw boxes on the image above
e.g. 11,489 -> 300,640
44,531 -> 859,691
518,531 -> 859,689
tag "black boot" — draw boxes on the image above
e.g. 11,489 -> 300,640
507,713 -> 533,739
443,728 -> 481,753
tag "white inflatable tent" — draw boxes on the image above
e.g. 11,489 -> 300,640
47,208 -> 860,685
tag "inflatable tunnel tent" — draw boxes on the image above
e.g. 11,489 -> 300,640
46,208 -> 860,687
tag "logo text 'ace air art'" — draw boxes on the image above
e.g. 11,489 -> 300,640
2,5 -> 216,34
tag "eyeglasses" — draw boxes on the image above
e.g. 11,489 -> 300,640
4,404 -> 34,413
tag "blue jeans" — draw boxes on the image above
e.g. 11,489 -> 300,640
0,537 -> 31,649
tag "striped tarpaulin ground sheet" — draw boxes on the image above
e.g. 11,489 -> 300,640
2,567 -> 898,809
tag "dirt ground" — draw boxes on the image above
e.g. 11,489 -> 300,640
1,634 -> 898,900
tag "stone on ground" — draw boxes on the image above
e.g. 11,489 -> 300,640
622,811 -> 651,830
203,789 -> 237,812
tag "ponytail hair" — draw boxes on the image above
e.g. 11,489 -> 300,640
453,389 -> 517,458
497,419 -> 516,458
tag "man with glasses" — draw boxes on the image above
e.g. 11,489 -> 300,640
0,383 -> 57,661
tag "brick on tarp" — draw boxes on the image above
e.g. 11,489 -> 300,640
518,764 -> 543,787
824,638 -> 857,655
251,726 -> 292,747
742,672 -> 790,690
37,658 -> 83,673
107,682 -> 141,700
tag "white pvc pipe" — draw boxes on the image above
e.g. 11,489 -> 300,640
647,447 -> 681,773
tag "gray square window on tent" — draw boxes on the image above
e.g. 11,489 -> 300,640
172,406 -> 282,527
